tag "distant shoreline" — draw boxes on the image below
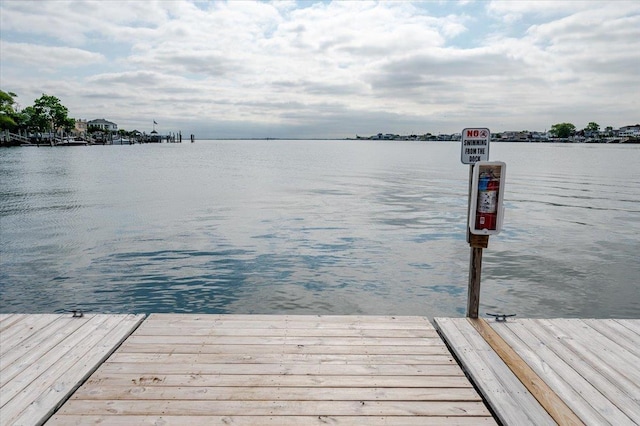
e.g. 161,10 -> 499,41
2,135 -> 639,147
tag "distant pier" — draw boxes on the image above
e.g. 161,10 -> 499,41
0,131 -> 193,147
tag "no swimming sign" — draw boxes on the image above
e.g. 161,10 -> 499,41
461,128 -> 490,164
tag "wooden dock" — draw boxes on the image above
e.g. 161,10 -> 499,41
49,314 -> 495,425
435,317 -> 640,426
0,313 -> 144,426
2,314 -> 638,425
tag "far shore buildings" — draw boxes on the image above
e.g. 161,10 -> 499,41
70,118 -> 117,140
74,119 -> 87,136
356,125 -> 639,143
619,124 -> 640,137
87,118 -> 118,132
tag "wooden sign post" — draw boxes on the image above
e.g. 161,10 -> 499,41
461,129 -> 506,318
462,128 -> 490,318
468,234 -> 489,318
467,164 -> 489,318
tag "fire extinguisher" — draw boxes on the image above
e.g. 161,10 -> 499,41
475,171 -> 498,230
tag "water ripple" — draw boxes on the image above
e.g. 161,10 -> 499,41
1,141 -> 639,318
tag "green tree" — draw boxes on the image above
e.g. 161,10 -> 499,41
0,90 -> 19,130
32,94 -> 74,134
21,106 -> 48,133
549,122 -> 576,139
61,116 -> 75,133
585,122 -> 600,132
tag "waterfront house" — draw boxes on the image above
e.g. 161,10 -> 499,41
88,118 -> 118,132
618,124 -> 640,137
74,119 -> 87,137
500,131 -> 530,142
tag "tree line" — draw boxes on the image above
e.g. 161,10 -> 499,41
549,122 -> 615,139
0,91 -> 75,135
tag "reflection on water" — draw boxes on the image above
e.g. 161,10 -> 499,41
1,141 -> 639,318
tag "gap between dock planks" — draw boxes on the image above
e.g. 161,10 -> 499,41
0,313 -> 145,426
51,314 -> 497,425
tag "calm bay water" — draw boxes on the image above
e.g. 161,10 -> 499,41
1,141 -> 639,318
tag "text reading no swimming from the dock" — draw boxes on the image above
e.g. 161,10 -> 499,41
461,127 -> 490,164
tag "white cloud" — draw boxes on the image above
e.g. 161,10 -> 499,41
1,0 -> 638,137
486,0 -> 597,22
0,41 -> 105,70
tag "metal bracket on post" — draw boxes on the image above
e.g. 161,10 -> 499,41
469,234 -> 489,249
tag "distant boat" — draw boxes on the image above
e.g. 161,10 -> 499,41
56,137 -> 88,146
113,137 -> 130,145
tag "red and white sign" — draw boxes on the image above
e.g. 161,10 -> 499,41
461,128 -> 490,164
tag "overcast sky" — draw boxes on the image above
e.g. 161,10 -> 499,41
1,1 -> 638,139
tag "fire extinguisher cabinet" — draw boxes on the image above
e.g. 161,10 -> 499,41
469,161 -> 506,235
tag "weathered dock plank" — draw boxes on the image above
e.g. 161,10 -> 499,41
435,317 -> 640,426
71,385 -> 482,401
434,317 -> 555,426
0,313 -> 144,426
51,314 -> 496,425
46,415 -> 497,426
96,361 -> 464,376
527,319 -> 640,424
493,320 -> 614,425
1,314 -> 63,356
55,399 -> 493,416
581,319 -> 640,356
0,314 -> 20,329
119,342 -> 450,354
1,316 -> 88,386
121,334 -> 446,346
87,373 -> 472,388
133,325 -> 439,337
